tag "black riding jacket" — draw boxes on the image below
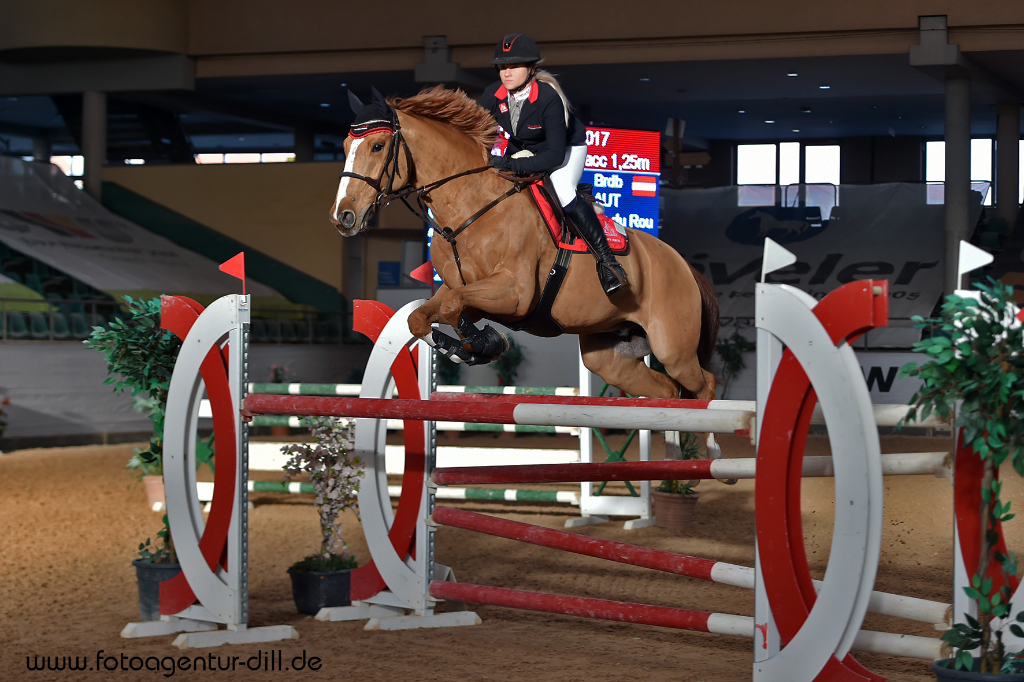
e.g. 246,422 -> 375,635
482,79 -> 586,175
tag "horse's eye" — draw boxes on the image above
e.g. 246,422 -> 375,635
372,142 -> 385,152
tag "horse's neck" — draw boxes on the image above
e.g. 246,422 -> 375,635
403,118 -> 499,215
402,116 -> 551,279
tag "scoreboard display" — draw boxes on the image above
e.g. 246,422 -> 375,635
582,127 -> 661,239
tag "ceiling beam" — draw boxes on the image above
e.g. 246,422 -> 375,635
0,55 -> 195,96
114,90 -> 349,138
910,15 -> 1024,104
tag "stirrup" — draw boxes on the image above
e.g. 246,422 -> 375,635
598,261 -> 627,295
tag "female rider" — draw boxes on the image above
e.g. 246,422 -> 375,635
483,33 -> 628,296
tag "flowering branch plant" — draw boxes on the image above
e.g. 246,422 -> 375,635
281,416 -> 363,571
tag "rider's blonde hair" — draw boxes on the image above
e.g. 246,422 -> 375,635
533,68 -> 571,126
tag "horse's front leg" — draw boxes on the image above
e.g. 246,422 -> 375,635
408,283 -> 449,339
426,272 -> 522,365
437,271 -> 521,326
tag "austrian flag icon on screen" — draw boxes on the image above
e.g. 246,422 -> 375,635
631,176 -> 657,197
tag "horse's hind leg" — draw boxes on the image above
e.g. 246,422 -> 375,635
643,311 -> 724,466
579,333 -> 679,399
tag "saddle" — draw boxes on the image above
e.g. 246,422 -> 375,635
528,179 -> 630,255
511,179 -> 630,338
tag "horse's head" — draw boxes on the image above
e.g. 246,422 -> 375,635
330,88 -> 412,237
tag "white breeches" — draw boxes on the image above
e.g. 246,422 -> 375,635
549,144 -> 588,207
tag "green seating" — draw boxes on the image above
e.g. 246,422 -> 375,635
69,313 -> 90,340
6,311 -> 28,339
312,321 -> 329,344
27,312 -> 49,339
51,313 -> 71,340
264,319 -> 281,343
293,319 -> 311,342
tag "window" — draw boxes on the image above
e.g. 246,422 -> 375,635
49,155 -> 84,176
737,144 -> 777,185
738,142 -> 841,209
195,152 -> 295,164
804,145 -> 840,185
223,153 -> 261,164
925,140 -> 994,205
260,152 -> 296,163
971,139 -> 992,205
779,142 -> 800,186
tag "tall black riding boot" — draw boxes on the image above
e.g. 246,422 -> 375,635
566,199 -> 628,295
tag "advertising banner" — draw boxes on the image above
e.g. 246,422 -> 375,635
0,157 -> 278,300
661,183 -> 986,347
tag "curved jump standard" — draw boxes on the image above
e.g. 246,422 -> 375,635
121,295 -> 298,648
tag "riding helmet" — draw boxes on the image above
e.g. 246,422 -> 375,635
490,33 -> 541,65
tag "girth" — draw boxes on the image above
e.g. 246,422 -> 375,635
509,180 -> 579,337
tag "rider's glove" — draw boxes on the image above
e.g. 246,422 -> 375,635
488,154 -> 511,171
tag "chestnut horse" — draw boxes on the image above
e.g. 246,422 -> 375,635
330,86 -> 719,407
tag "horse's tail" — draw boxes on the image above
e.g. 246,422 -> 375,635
689,262 -> 720,368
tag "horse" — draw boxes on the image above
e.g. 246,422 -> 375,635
329,86 -> 720,413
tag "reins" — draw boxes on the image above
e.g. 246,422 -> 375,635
339,116 -> 539,286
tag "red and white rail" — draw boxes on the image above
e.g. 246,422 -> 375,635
432,506 -> 949,626
428,582 -> 940,660
429,452 -> 949,486
244,394 -> 755,434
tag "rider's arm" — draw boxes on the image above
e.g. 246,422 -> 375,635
508,96 -> 568,175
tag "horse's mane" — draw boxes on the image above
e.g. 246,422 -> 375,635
389,86 -> 497,151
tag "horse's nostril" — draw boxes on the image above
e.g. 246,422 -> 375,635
340,211 -> 356,228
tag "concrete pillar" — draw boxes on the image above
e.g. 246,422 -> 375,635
31,136 -> 51,163
996,103 -> 1021,230
944,74 -> 971,293
81,91 -> 107,200
294,128 -> 315,162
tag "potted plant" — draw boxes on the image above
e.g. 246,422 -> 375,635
132,516 -> 180,621
282,416 -> 363,615
85,296 -> 186,618
653,431 -> 701,531
715,332 -> 755,399
902,280 -> 1024,678
493,336 -> 524,387
86,296 -> 181,507
437,351 -> 462,387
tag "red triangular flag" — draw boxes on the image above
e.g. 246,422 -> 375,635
410,260 -> 435,286
219,252 -> 246,295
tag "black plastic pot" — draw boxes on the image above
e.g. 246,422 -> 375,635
287,568 -> 351,615
932,659 -> 1024,680
132,559 -> 181,621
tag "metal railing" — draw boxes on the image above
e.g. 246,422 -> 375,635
247,307 -> 352,346
0,296 -> 123,342
0,298 -> 353,345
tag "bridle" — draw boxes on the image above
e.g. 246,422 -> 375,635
338,111 -> 540,285
337,118 -> 415,215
